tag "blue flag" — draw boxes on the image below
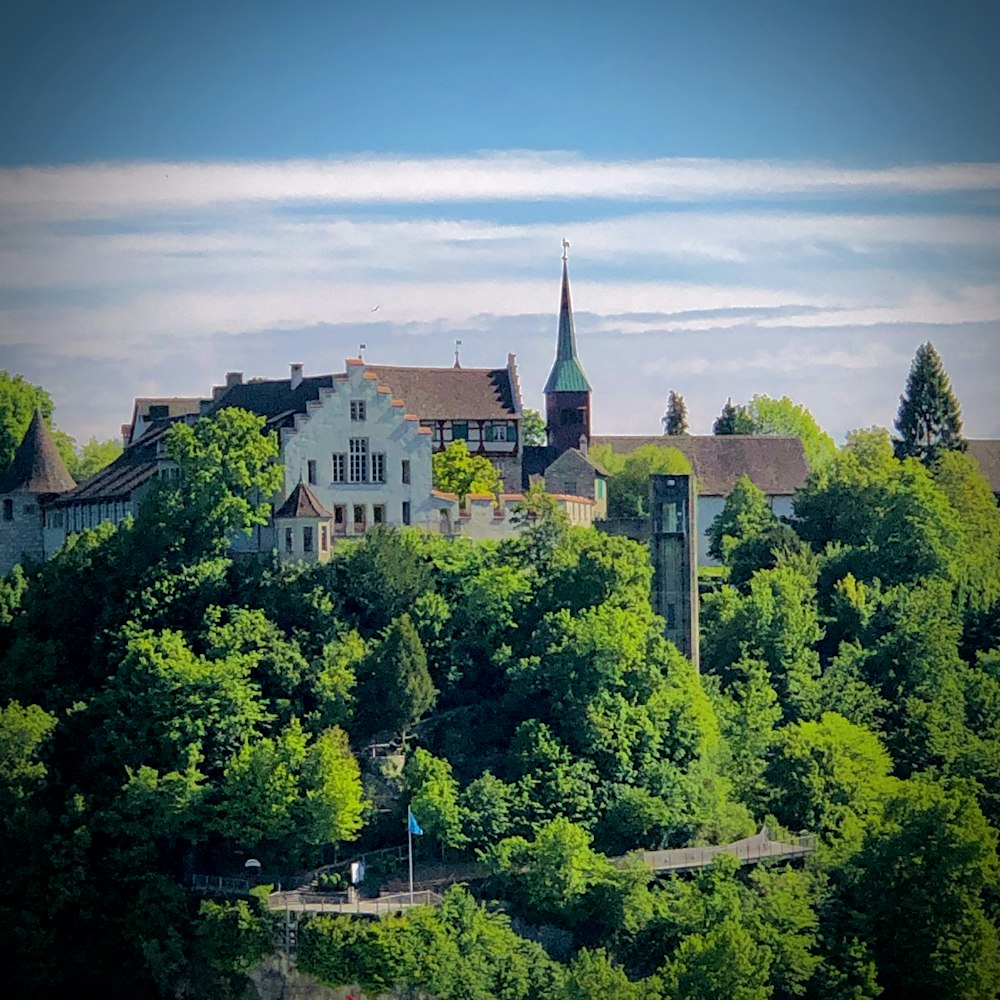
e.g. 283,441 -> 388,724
408,809 -> 424,836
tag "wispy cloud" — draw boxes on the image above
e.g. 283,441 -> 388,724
2,154 -> 1000,218
0,152 -> 997,445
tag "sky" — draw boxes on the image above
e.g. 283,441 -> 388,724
1,0 -> 998,445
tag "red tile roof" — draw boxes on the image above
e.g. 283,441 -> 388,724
274,482 -> 332,519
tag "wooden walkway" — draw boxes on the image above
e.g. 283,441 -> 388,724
629,826 -> 815,874
260,826 -> 814,917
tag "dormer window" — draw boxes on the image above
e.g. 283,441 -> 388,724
350,400 -> 366,421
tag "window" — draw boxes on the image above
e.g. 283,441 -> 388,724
320,525 -> 328,551
451,421 -> 468,440
371,452 -> 386,483
285,527 -> 294,554
307,459 -> 317,485
350,399 -> 366,421
596,478 -> 605,499
401,459 -> 411,484
333,505 -> 346,534
373,504 -> 385,525
402,501 -> 411,525
303,526 -> 314,552
3,498 -> 12,521
560,408 -> 581,425
349,438 -> 369,482
564,481 -> 578,496
331,453 -> 346,483
353,504 -> 366,532
489,423 -> 508,442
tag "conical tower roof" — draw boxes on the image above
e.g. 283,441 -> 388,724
543,256 -> 591,394
0,410 -> 76,494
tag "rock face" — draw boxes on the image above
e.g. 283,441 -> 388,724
249,954 -> 345,1000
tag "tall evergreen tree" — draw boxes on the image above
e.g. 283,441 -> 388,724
662,390 -> 689,435
893,342 -> 964,464
713,398 -> 755,435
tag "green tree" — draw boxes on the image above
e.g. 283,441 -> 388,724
405,748 -> 466,851
745,394 -> 838,471
587,443 -> 692,518
69,436 -> 123,483
0,700 -> 56,805
838,778 -> 1000,999
521,407 -> 547,446
432,440 -> 502,501
662,390 -> 689,435
893,341 -> 964,464
153,407 -> 282,557
0,371 -> 55,471
707,474 -> 778,564
713,397 -> 755,435
765,712 -> 894,852
356,612 -> 436,739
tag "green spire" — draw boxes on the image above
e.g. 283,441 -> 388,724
543,255 -> 591,394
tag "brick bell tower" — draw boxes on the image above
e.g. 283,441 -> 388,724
544,240 -> 592,455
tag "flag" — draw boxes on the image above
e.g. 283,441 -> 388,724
408,809 -> 424,836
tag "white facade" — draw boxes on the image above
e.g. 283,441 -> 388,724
277,362 -> 441,542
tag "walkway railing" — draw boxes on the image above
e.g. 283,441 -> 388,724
268,888 -> 442,916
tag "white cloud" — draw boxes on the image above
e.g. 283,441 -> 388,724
2,154 -> 999,219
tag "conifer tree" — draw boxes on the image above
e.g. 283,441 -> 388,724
662,390 -> 689,435
893,342 -> 965,464
713,398 -> 755,435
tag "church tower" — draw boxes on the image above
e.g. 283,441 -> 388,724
544,242 -> 592,455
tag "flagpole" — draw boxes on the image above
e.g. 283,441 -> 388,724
407,807 -> 414,904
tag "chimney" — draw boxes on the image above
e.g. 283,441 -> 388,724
225,371 -> 243,389
290,363 -> 303,390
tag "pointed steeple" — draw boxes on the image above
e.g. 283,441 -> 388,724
543,250 -> 591,394
0,410 -> 75,494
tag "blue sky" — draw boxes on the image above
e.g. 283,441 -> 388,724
1,0 -> 998,444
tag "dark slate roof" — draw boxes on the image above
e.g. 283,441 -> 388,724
543,259 -> 591,394
274,482 -> 332,519
590,435 -> 809,496
204,375 -> 335,426
522,445 -> 559,488
967,440 -> 1000,494
0,410 -> 76,494
365,364 -> 519,420
48,424 -> 167,505
134,397 -> 205,421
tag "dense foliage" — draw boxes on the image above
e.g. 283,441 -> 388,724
894,341 -> 965,464
3,402 -> 1000,999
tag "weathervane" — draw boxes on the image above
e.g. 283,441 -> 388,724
562,238 -> 570,261
359,342 -> 366,361
454,339 -> 463,368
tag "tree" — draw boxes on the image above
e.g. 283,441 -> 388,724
838,778 -> 1000,999
713,398 -> 754,435
404,748 -> 466,851
432,440 -> 502,501
706,475 -> 777,564
745,394 -> 837,471
521,407 -> 547,447
587,443 -> 691,518
69,436 -> 123,483
148,407 -> 282,559
893,341 -> 964,464
0,370 -> 75,472
662,390 -> 689,435
356,612 -> 435,739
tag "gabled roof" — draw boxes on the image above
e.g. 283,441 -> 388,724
0,411 -> 76,494
48,424 -> 166,505
365,364 -> 519,420
545,447 -> 609,478
543,259 -> 591,394
204,375 -> 335,426
966,440 -> 1000,494
590,435 -> 809,496
274,482 -> 332,519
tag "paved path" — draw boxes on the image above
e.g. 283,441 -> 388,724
267,889 -> 442,916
